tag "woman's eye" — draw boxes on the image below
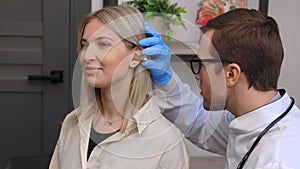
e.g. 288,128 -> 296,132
97,42 -> 111,48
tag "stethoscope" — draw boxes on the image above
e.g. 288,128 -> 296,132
237,97 -> 295,169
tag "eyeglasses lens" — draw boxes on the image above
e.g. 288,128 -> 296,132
193,61 -> 200,74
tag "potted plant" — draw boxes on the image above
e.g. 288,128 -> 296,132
123,0 -> 186,41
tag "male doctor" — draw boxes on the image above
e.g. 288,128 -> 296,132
138,8 -> 300,169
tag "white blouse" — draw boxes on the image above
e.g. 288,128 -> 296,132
49,98 -> 189,169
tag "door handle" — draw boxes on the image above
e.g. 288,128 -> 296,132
28,70 -> 63,83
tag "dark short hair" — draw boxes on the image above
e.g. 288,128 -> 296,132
200,8 -> 284,91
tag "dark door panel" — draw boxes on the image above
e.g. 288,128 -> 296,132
0,93 -> 43,163
0,0 -> 90,168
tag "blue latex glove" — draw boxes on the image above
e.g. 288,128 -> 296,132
138,22 -> 172,85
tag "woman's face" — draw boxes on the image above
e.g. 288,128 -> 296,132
80,18 -> 136,88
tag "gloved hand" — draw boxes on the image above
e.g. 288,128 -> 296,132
138,22 -> 173,85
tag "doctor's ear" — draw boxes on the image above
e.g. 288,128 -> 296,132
224,63 -> 242,87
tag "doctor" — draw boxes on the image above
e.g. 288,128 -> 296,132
139,8 -> 300,169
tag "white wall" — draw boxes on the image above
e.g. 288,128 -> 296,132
167,0 -> 200,43
269,1 -> 300,107
91,0 -> 103,12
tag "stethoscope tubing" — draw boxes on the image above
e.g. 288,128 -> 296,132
237,97 -> 295,169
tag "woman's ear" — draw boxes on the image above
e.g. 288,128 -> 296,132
129,59 -> 140,68
129,46 -> 142,68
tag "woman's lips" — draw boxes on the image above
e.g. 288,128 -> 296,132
85,66 -> 101,74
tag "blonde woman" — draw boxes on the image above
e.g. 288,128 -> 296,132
49,6 -> 189,169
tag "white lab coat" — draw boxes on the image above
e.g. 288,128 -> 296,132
155,73 -> 300,169
49,98 -> 189,169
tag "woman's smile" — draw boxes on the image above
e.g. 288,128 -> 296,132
85,66 -> 102,74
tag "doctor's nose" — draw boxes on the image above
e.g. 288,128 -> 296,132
194,71 -> 202,81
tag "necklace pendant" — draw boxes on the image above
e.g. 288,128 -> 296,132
104,121 -> 112,126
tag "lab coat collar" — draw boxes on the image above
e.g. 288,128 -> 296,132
229,89 -> 293,134
132,98 -> 161,135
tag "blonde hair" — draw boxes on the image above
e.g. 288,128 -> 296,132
78,6 -> 145,52
76,6 -> 150,134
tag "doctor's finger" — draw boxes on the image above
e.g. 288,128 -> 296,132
141,59 -> 156,69
138,37 -> 160,47
142,47 -> 168,56
144,22 -> 161,38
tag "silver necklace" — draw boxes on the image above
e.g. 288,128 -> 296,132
102,117 -> 123,126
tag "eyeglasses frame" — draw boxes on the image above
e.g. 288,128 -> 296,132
189,56 -> 231,74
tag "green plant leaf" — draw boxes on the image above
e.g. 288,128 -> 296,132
166,30 -> 172,41
144,12 -> 154,18
123,0 -> 186,40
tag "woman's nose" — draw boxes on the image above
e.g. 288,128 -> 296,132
81,45 -> 98,62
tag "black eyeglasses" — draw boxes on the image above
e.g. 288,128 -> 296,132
189,55 -> 224,74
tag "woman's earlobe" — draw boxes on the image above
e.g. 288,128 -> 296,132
129,60 -> 140,68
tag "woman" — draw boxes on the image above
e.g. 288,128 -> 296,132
49,6 -> 189,169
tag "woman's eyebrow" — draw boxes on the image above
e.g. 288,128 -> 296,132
94,36 -> 115,42
80,36 -> 115,44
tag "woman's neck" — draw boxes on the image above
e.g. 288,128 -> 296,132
92,87 -> 127,133
99,89 -> 123,119
93,72 -> 134,132
99,78 -> 131,119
